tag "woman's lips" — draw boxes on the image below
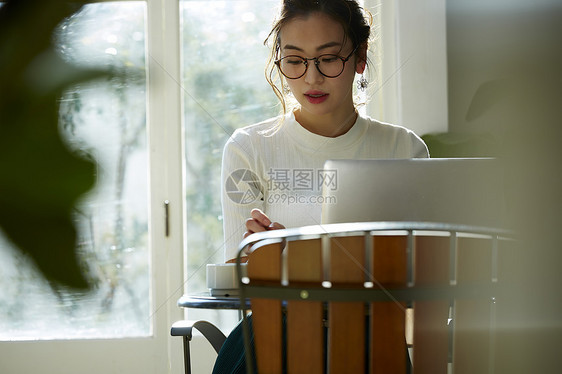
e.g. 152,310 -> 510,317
304,91 -> 329,104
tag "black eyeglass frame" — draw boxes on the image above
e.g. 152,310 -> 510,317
275,46 -> 359,80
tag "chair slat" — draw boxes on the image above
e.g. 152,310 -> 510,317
251,299 -> 283,373
248,242 -> 283,373
287,239 -> 324,374
288,301 -> 324,374
454,237 -> 493,374
329,302 -> 366,373
413,236 -> 450,374
371,302 -> 408,373
329,236 -> 365,373
371,236 -> 408,374
330,236 -> 365,283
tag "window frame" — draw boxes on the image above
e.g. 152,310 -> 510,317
0,0 -> 185,372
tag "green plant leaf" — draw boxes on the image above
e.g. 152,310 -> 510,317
0,0 -> 109,289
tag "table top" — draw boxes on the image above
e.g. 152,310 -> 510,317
177,292 -> 249,310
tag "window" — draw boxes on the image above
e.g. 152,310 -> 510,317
180,0 -> 279,328
0,1 -> 150,340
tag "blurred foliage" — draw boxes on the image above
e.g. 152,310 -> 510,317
0,0 -> 112,289
422,131 -> 500,158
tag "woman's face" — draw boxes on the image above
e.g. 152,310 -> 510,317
279,12 -> 363,119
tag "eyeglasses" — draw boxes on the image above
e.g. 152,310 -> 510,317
275,46 -> 358,80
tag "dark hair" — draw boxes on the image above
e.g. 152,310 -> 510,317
264,0 -> 372,115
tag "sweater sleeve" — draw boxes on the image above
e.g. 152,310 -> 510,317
220,130 -> 266,262
410,131 -> 430,158
393,123 -> 430,158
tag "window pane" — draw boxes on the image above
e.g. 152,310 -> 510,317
0,2 -> 149,340
181,1 -> 278,326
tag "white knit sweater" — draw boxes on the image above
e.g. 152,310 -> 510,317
221,111 -> 429,261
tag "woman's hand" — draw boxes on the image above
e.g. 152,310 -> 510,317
244,208 -> 285,237
242,208 -> 285,255
225,209 -> 285,263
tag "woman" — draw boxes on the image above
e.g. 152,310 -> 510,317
215,1 -> 426,372
221,0 -> 429,263
217,1 -> 427,372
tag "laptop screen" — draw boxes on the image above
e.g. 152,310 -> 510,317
321,158 -> 506,228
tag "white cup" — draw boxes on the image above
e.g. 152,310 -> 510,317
206,263 -> 247,296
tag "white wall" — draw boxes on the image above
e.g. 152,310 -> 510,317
368,0 -> 448,136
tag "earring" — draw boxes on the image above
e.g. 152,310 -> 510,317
357,75 -> 368,92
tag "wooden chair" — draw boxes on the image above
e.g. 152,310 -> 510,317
236,222 -> 515,374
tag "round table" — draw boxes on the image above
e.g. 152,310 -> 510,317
177,292 -> 249,310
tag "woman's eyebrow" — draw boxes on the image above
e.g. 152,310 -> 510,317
282,44 -> 304,52
282,41 -> 342,52
316,41 -> 342,51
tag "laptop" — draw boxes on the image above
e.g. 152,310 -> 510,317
320,158 -> 506,228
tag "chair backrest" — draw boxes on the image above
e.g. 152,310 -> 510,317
236,222 -> 515,374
